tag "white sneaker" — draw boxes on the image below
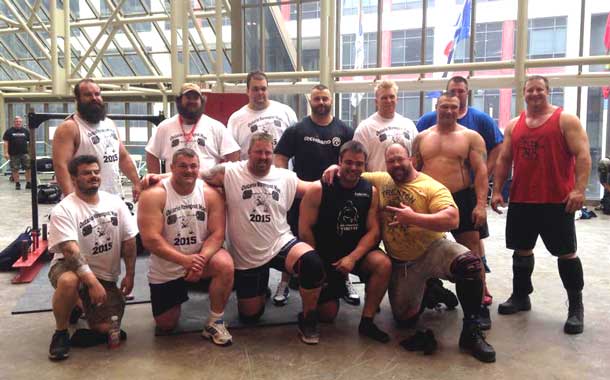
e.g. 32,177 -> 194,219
273,281 -> 290,306
202,319 -> 232,346
343,277 -> 361,305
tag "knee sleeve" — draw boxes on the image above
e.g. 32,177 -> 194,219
238,308 -> 265,324
293,251 -> 325,289
558,257 -> 584,292
450,252 -> 482,281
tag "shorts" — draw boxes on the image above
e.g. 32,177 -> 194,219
318,252 -> 372,304
388,239 -> 468,318
450,187 -> 489,239
48,260 -> 125,325
9,154 -> 30,171
506,202 -> 576,256
234,238 -> 300,299
149,277 -> 189,317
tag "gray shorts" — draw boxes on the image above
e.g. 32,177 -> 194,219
388,238 -> 468,320
9,154 -> 30,171
49,260 -> 125,325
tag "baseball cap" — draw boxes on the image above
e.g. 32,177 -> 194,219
179,83 -> 202,96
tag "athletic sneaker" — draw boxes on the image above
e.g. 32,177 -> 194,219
273,281 -> 290,306
298,312 -> 320,345
48,330 -> 70,361
202,319 -> 232,346
343,278 -> 360,305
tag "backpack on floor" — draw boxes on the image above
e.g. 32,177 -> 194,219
37,183 -> 61,204
0,227 -> 31,270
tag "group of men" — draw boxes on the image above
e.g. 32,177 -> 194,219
44,71 -> 591,366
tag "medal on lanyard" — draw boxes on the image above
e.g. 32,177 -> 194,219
179,115 -> 200,143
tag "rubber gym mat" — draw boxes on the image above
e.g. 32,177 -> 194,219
11,256 -> 151,314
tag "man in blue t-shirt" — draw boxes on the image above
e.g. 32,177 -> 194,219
273,84 -> 357,306
416,76 -> 503,326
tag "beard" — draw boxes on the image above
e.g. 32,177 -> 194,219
311,104 -> 331,117
177,101 -> 205,121
77,101 -> 107,124
389,165 -> 411,183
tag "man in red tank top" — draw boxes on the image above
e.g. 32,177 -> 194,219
490,75 -> 591,335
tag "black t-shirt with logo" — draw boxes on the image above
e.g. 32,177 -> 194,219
274,116 -> 353,181
3,127 -> 30,155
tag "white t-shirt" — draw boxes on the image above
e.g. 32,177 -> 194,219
73,114 -> 123,195
145,114 -> 239,172
227,100 -> 298,159
223,161 -> 298,270
148,178 -> 210,284
353,112 -> 418,172
48,191 -> 138,282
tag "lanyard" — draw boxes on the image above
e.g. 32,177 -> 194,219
178,115 -> 200,143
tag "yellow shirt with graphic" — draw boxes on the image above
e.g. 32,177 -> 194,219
362,171 -> 457,261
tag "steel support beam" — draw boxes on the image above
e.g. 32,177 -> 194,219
515,0 -> 528,113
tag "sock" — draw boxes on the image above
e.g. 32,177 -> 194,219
208,310 -> 224,324
456,279 -> 484,320
558,257 -> 584,292
513,254 -> 535,296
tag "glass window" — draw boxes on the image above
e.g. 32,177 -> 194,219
290,1 -> 321,20
454,22 -> 503,63
391,28 -> 434,66
341,32 -> 377,69
342,0 -> 377,16
528,16 -> 567,59
392,0 -> 436,10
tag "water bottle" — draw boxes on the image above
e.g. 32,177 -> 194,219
108,315 -> 121,349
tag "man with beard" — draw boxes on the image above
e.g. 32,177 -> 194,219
201,132 -> 325,345
228,71 -> 298,160
299,141 -> 391,343
47,155 -> 137,361
138,148 -> 235,346
352,80 -> 418,171
53,79 -> 141,199
3,116 -> 31,190
491,75 -> 591,335
323,142 -> 496,363
272,84 -> 356,306
411,92 -> 491,329
146,83 -> 240,174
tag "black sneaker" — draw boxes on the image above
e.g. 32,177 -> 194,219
399,329 -> 437,355
298,312 -> 319,345
25,182 -> 32,189
358,319 -> 390,343
423,278 -> 458,310
15,182 -> 21,190
479,305 -> 492,331
459,323 -> 496,363
49,330 -> 70,361
498,294 -> 531,315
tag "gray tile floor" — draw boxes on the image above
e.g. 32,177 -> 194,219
0,175 -> 609,379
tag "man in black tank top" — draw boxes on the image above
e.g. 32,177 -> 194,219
300,141 -> 392,343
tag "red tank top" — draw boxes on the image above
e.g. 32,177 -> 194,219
510,107 -> 575,203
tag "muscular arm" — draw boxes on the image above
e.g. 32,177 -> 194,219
52,120 -> 78,196
145,152 -> 161,174
56,240 -> 101,287
298,181 -> 322,248
3,140 -> 9,159
561,113 -> 592,212
137,186 -> 190,268
468,132 -> 489,208
387,204 -> 459,232
347,186 -> 381,261
295,179 -> 314,198
121,237 -> 136,277
274,154 -> 290,169
223,151 -> 240,163
200,164 -> 226,187
198,186 -> 226,260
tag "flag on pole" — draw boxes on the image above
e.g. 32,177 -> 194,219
428,0 -> 472,99
350,0 -> 365,108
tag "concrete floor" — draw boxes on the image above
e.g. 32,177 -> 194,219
0,175 -> 609,380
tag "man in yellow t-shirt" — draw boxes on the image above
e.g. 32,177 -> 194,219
326,141 -> 495,363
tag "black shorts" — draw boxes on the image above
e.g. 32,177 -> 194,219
318,252 -> 373,304
149,278 -> 189,317
234,238 -> 300,299
450,187 -> 490,239
506,202 -> 576,256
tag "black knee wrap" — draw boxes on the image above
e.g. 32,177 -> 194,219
294,251 -> 325,289
558,257 -> 584,292
238,308 -> 265,324
450,252 -> 482,281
